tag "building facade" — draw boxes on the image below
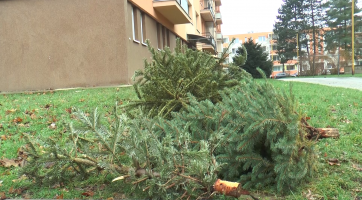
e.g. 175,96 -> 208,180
0,0 -> 224,92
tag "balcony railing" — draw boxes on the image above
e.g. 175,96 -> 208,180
215,13 -> 222,24
201,0 -> 215,21
202,32 -> 216,49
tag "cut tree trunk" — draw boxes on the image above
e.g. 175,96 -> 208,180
315,128 -> 339,138
301,117 -> 339,139
213,179 -> 250,198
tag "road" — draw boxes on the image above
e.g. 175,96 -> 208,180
279,77 -> 362,91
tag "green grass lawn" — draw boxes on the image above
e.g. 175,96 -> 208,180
1,82 -> 362,199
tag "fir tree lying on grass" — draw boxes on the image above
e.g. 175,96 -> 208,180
125,39 -> 241,119
22,70 -> 318,198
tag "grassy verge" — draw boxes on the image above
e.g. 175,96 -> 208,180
267,80 -> 362,200
1,82 -> 362,199
0,86 -> 136,199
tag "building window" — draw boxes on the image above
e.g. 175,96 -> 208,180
272,55 -> 279,61
140,12 -> 146,44
132,7 -> 139,42
235,38 -> 239,43
245,37 -> 247,42
162,26 -> 166,48
258,36 -> 266,42
232,48 -> 236,54
195,12 -> 199,32
286,65 -> 293,70
157,23 -> 162,49
166,29 -> 170,47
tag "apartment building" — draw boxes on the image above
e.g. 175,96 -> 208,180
0,0 -> 223,92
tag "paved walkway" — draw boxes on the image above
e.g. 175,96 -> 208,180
279,77 -> 362,91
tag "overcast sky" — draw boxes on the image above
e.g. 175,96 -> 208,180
220,0 -> 362,35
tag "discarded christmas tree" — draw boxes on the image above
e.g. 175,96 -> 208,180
126,39 -> 240,119
21,37 -> 318,198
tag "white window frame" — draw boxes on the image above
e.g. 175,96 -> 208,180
132,7 -> 139,43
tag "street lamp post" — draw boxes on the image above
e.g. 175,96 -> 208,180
352,0 -> 355,75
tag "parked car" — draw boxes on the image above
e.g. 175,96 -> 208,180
275,72 -> 287,79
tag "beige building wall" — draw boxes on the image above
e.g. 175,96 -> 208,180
0,0 -> 128,92
125,2 -> 179,82
1,0 -> 223,92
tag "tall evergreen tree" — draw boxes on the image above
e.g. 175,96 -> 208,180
303,0 -> 325,75
233,38 -> 273,78
273,0 -> 305,72
323,0 -> 362,73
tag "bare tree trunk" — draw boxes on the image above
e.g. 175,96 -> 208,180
311,0 -> 316,76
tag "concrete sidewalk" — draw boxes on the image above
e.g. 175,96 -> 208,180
279,77 -> 362,91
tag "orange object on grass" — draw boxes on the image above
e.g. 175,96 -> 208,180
213,179 -> 250,197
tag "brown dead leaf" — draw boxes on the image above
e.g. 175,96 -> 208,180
6,109 -> 17,115
306,117 -> 311,120
0,192 -> 6,200
81,191 -> 94,197
65,108 -> 72,114
44,104 -> 51,109
106,197 -> 114,200
0,135 -> 6,141
353,163 -> 362,171
12,175 -> 27,183
49,123 -> 56,129
13,117 -> 23,123
0,158 -> 21,167
55,193 -> 64,199
328,158 -> 340,166
30,114 -> 37,119
22,193 -> 31,199
0,124 -> 3,129
9,186 -> 25,195
79,99 -> 85,102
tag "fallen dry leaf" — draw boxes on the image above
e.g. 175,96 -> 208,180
12,175 -> 28,183
0,158 -> 22,168
22,193 -> 31,199
328,158 -> 340,166
0,192 -> 6,200
305,189 -> 315,200
49,123 -> 56,129
65,108 -> 72,114
13,117 -> 23,123
81,191 -> 94,197
6,109 -> 17,115
0,135 -> 6,141
79,99 -> 85,102
44,104 -> 51,109
55,193 -> 64,199
353,163 -> 362,171
9,186 -> 25,195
